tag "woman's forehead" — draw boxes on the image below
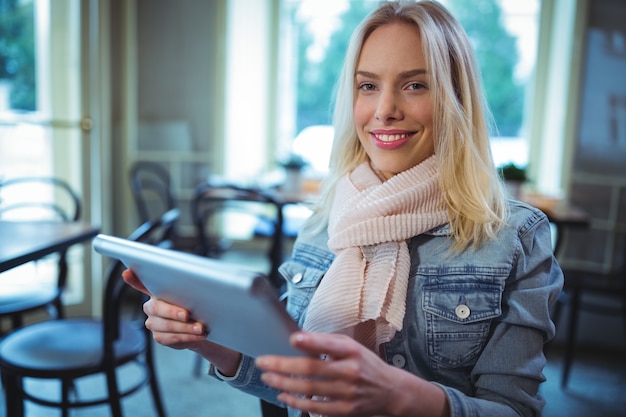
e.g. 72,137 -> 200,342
357,22 -> 426,73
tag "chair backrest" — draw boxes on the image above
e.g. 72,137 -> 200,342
102,208 -> 181,359
0,177 -> 82,304
191,183 -> 285,292
129,161 -> 176,224
0,176 -> 81,222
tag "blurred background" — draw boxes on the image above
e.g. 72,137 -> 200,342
0,0 -> 624,397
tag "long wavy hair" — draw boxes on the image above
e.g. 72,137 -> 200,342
304,0 -> 508,251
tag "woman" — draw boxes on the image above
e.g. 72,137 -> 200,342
124,1 -> 563,416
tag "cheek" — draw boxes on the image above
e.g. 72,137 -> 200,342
416,99 -> 434,127
353,98 -> 372,129
423,108 -> 434,128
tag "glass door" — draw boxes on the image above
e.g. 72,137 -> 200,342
0,0 -> 98,315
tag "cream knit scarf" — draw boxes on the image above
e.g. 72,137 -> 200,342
302,155 -> 448,353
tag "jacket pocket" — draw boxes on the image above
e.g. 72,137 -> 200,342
422,281 -> 503,367
279,260 -> 326,326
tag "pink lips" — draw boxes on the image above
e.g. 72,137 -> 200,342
370,130 -> 413,150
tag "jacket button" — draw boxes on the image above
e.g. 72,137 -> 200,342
455,304 -> 471,319
291,272 -> 303,284
392,354 -> 406,368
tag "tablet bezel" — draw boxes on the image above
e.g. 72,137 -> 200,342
93,234 -> 302,358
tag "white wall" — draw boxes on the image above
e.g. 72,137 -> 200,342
223,0 -> 273,182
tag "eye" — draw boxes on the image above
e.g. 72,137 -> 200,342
358,82 -> 376,91
406,82 -> 427,91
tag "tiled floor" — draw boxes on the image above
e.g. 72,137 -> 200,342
1,342 -> 624,416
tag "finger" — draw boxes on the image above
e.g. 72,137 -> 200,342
261,369 -> 350,398
121,269 -> 151,296
150,325 -> 208,348
144,312 -> 206,335
256,333 -> 362,379
256,354 -> 326,378
143,296 -> 196,322
290,331 -> 363,361
276,391 -> 353,417
257,355 -> 358,393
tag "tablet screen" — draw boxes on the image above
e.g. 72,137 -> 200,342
93,234 -> 302,358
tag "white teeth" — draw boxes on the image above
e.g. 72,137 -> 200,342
376,134 -> 407,142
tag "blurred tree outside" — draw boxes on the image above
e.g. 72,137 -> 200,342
291,0 -> 377,133
0,0 -> 36,111
447,0 -> 523,136
291,0 -> 524,137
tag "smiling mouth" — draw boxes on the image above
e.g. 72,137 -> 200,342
372,132 -> 415,142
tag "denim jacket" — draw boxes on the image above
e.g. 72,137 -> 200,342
210,200 -> 563,417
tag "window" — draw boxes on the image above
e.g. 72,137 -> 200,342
276,0 -> 377,171
0,0 -> 35,112
0,0 -> 91,308
277,0 -> 540,171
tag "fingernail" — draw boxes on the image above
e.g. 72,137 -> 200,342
177,311 -> 186,321
291,332 -> 305,343
192,324 -> 202,334
260,372 -> 275,384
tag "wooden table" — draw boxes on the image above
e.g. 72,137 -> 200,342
0,221 -> 100,273
520,194 -> 590,255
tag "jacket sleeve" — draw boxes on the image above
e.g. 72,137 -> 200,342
208,355 -> 286,406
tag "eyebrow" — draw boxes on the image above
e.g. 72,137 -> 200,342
355,69 -> 428,79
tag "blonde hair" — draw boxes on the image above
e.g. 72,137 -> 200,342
305,0 -> 508,251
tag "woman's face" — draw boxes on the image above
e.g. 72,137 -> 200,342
353,21 -> 434,180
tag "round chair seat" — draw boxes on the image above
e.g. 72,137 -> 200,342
0,318 -> 146,377
0,210 -> 176,417
0,284 -> 58,315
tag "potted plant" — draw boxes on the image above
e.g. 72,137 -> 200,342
278,153 -> 309,171
278,153 -> 309,194
498,162 -> 527,182
498,163 -> 527,197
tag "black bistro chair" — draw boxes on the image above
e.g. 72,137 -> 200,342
0,176 -> 81,330
129,160 -> 190,252
552,229 -> 626,388
0,208 -> 180,417
191,182 -> 286,294
129,161 -> 176,225
191,183 -> 289,417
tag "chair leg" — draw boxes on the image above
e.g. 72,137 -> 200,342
148,372 -> 167,417
622,286 -> 626,340
61,379 -> 72,417
2,373 -> 25,417
146,345 -> 167,417
105,367 -> 124,417
561,288 -> 581,388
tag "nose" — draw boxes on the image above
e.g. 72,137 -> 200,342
375,90 -> 403,122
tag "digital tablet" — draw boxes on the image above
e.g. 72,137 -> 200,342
92,234 -> 302,358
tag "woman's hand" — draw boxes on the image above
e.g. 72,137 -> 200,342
256,331 -> 449,417
121,269 -> 242,375
122,269 -> 208,349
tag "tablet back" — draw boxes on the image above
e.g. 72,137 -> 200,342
93,234 -> 301,358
